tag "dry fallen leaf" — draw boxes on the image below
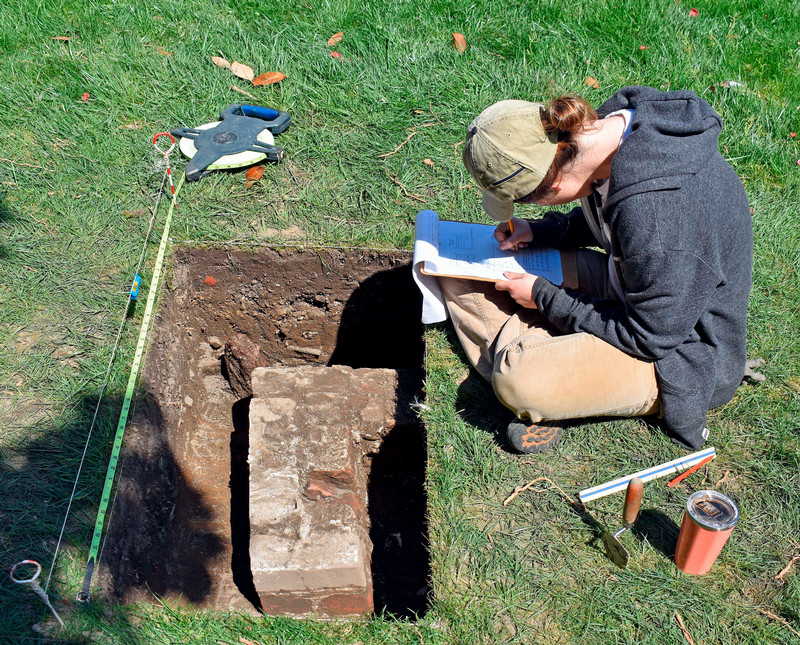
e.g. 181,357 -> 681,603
413,109 -> 424,114
156,48 -> 172,56
253,72 -> 286,86
52,36 -> 71,41
245,166 -> 265,188
423,158 -> 434,167
327,32 -> 343,46
231,61 -> 255,81
211,55 -> 231,69
584,76 -> 600,89
452,32 -> 467,53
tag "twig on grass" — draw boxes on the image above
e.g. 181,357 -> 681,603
674,612 -> 696,645
776,554 -> 799,584
503,476 -> 576,507
231,85 -> 258,101
427,101 -> 446,126
384,169 -> 425,202
0,158 -> 54,172
378,131 -> 418,158
758,608 -> 800,638
30,214 -> 54,236
713,470 -> 730,487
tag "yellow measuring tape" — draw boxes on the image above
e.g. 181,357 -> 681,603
78,135 -> 184,602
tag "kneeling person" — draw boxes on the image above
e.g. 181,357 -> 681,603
443,86 -> 753,453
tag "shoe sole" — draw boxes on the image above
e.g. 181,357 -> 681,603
507,421 -> 564,454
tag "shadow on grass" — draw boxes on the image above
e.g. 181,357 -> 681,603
0,193 -> 16,260
633,509 -> 681,559
0,389 -> 223,643
454,371 -> 509,448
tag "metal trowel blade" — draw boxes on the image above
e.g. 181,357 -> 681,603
602,532 -> 630,568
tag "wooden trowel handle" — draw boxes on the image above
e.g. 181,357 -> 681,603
622,477 -> 644,528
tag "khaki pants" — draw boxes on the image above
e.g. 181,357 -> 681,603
439,249 -> 660,423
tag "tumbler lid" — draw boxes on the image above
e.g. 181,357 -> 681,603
686,490 -> 739,531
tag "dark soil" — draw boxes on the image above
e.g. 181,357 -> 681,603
99,247 -> 428,615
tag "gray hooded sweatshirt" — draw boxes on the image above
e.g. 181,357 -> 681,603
529,86 -> 753,449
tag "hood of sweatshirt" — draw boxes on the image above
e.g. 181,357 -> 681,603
597,86 -> 723,207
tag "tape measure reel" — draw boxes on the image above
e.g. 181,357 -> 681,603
172,104 -> 291,181
178,121 -> 275,172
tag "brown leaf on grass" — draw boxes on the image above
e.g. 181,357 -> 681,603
52,36 -> 71,41
452,32 -> 467,53
211,56 -> 231,69
253,72 -> 286,86
327,32 -> 343,46
245,166 -> 265,188
231,61 -> 255,81
584,76 -> 600,89
156,48 -> 172,56
423,158 -> 434,167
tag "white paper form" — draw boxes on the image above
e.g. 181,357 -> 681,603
412,210 -> 448,323
412,210 -> 563,324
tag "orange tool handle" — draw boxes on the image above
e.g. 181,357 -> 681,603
622,477 -> 644,528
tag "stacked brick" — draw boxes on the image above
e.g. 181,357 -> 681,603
248,365 -> 406,616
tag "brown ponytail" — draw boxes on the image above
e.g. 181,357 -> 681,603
526,95 -> 597,202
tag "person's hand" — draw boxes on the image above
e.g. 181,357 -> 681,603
494,218 -> 533,251
495,271 -> 539,308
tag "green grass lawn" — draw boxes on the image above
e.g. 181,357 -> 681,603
1,0 -> 799,642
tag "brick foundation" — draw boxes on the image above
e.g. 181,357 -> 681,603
248,365 -> 412,617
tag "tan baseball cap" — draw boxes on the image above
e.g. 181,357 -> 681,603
462,100 -> 558,221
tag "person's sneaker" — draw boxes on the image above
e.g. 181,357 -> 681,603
506,419 -> 565,454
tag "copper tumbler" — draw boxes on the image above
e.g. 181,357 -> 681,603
674,490 -> 739,575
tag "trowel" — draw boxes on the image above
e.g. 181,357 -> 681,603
602,477 -> 644,568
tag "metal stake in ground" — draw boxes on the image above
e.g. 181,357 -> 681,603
76,141 -> 185,603
602,477 -> 644,568
11,560 -> 65,627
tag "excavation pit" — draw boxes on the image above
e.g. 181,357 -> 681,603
101,247 -> 428,618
